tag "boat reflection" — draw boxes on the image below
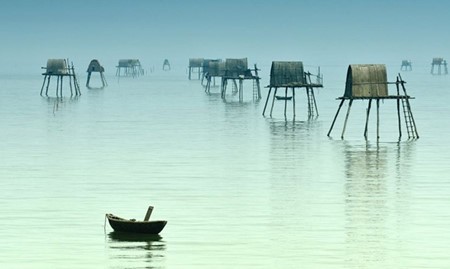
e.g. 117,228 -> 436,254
106,232 -> 166,268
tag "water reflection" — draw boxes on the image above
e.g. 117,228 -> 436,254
106,232 -> 166,269
342,141 -> 415,268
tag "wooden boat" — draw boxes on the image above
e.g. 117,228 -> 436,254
106,206 -> 167,234
275,96 -> 293,100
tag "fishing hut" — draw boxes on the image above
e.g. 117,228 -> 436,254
431,57 -> 448,75
327,64 -> 419,140
202,59 -> 223,92
86,59 -> 107,89
116,59 -> 144,77
40,59 -> 81,97
262,61 -> 323,118
221,58 -> 261,102
188,58 -> 203,80
163,59 -> 171,71
400,60 -> 412,71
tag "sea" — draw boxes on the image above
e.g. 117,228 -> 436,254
1,62 -> 449,269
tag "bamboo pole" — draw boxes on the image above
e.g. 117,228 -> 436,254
270,88 -> 278,117
327,99 -> 345,137
376,99 -> 380,140
364,99 -> 372,139
341,99 -> 353,139
262,87 -> 272,116
292,87 -> 296,118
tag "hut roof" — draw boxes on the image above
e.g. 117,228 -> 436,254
344,64 -> 388,98
432,58 -> 445,64
207,61 -> 226,77
87,59 -> 105,72
202,59 -> 221,73
189,58 -> 204,67
224,58 -> 248,78
118,59 -> 141,67
45,59 -> 68,75
269,61 -> 305,87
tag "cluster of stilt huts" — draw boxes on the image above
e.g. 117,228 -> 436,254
38,56 -> 425,140
189,57 -> 420,140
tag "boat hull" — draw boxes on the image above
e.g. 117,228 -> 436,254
106,214 -> 167,234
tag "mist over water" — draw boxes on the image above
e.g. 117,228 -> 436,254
1,1 -> 450,268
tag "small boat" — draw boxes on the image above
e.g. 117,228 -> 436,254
106,206 -> 167,234
275,96 -> 293,100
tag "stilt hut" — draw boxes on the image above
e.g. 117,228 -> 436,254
163,59 -> 171,71
327,64 -> 419,140
40,59 -> 81,97
431,58 -> 448,75
400,60 -> 412,71
188,58 -> 203,80
86,59 -> 107,89
202,59 -> 222,92
221,58 -> 261,102
116,59 -> 144,77
262,61 -> 323,118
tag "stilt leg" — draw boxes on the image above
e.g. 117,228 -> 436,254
292,87 -> 296,118
263,87 -> 272,116
56,76 -> 60,97
86,72 -> 91,88
40,75 -> 47,96
239,79 -> 243,102
60,76 -> 64,97
45,76 -> 51,96
327,99 -> 345,137
341,99 -> 353,139
364,99 -> 372,139
284,87 -> 288,118
270,88 -> 278,117
376,99 -> 380,140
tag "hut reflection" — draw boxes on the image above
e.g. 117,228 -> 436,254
106,232 -> 166,268
342,141 -> 415,268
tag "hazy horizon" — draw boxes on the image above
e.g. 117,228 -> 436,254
1,0 -> 450,74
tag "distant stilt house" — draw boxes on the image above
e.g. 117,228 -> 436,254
40,59 -> 81,97
86,59 -> 107,89
188,58 -> 203,80
202,59 -> 222,92
431,58 -> 448,75
163,59 -> 171,71
327,64 -> 419,140
116,59 -> 144,77
400,60 -> 412,71
221,58 -> 261,102
262,61 -> 323,118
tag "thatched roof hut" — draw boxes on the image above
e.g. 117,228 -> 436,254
269,61 -> 305,87
432,57 -> 444,65
207,61 -> 226,77
46,59 -> 68,75
87,59 -> 105,72
189,58 -> 204,68
224,58 -> 248,78
344,64 -> 388,98
202,59 -> 221,73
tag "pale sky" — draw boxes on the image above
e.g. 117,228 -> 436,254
1,0 -> 450,74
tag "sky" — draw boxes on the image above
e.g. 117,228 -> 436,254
1,0 -> 450,74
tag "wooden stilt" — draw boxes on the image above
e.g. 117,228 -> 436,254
60,76 -> 64,97
262,87 -> 272,116
327,99 -> 345,137
56,76 -> 60,97
341,99 -> 353,139
364,99 -> 372,139
239,79 -> 243,102
270,88 -> 278,117
376,99 -> 380,140
292,87 -> 296,118
284,87 -> 288,118
40,75 -> 47,96
396,78 -> 402,139
45,76 -> 51,96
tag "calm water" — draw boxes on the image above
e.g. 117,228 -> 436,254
1,64 -> 450,268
